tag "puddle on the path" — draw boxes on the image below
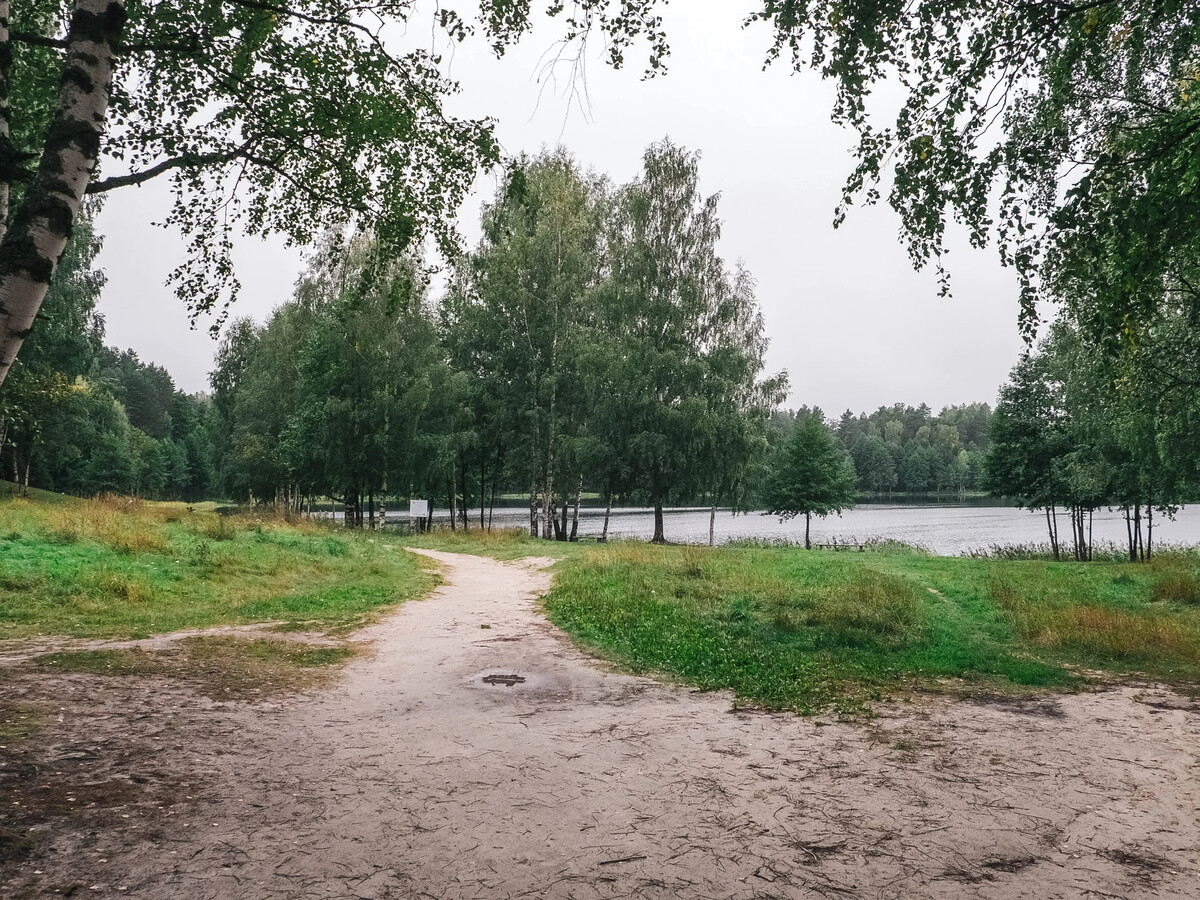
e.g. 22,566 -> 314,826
481,673 -> 526,686
465,669 -> 568,698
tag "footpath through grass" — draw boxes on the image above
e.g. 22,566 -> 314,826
542,542 -> 1200,713
9,495 -> 1200,715
0,494 -> 436,640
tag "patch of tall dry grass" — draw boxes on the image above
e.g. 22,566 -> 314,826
770,571 -> 922,645
440,525 -> 532,545
990,575 -> 1200,662
588,542 -> 660,567
223,507 -> 337,536
20,496 -> 172,554
82,569 -> 154,604
1142,571 -> 1200,607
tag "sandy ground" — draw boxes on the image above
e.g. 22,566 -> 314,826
0,622 -> 344,667
2,549 -> 1199,899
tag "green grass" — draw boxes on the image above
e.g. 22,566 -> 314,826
404,525 -> 595,562
542,543 -> 1200,714
0,495 -> 437,639
12,494 -> 1200,715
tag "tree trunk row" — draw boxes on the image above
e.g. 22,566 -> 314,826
1124,499 -> 1157,562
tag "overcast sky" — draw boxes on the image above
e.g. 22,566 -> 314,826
93,1 -> 1025,415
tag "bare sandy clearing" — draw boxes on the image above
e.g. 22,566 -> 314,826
2,548 -> 1198,898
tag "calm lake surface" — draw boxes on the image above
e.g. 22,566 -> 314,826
419,504 -> 1200,556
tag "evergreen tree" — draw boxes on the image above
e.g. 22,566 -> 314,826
764,415 -> 857,550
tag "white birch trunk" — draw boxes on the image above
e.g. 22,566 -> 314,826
0,0 -> 127,387
0,1 -> 10,243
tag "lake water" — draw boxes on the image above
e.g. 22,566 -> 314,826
413,504 -> 1200,556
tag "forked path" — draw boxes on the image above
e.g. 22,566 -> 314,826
104,551 -> 1200,897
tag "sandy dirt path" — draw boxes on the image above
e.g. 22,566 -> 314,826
5,549 -> 1200,899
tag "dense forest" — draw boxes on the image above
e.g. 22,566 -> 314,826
762,405 -> 992,499
834,403 -> 991,496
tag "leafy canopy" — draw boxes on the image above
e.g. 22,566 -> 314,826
746,0 -> 1200,339
7,1 -> 669,326
589,140 -> 787,514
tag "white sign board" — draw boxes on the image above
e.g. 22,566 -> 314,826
410,499 -> 429,518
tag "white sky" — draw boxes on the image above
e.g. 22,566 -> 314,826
93,1 -> 1025,414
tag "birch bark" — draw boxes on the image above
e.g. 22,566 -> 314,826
0,1 -> 10,242
0,1 -> 127,387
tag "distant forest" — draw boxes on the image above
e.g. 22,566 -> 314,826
772,403 -> 992,498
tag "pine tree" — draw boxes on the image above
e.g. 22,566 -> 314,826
765,415 -> 856,550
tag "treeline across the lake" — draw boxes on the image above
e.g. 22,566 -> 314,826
0,206 -> 217,501
212,142 -> 787,542
985,309 -> 1200,563
823,402 -> 991,497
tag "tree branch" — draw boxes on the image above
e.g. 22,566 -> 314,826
119,35 -> 203,55
12,28 -> 202,55
9,31 -> 67,50
86,148 -> 246,193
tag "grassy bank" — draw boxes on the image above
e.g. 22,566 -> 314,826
403,526 -> 594,561
542,543 -> 1200,713
0,495 -> 436,639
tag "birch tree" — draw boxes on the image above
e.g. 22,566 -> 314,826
442,149 -> 602,539
214,235 -> 456,521
592,140 -> 786,543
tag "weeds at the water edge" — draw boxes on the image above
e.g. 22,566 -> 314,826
966,541 -> 1135,562
725,536 -> 932,555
